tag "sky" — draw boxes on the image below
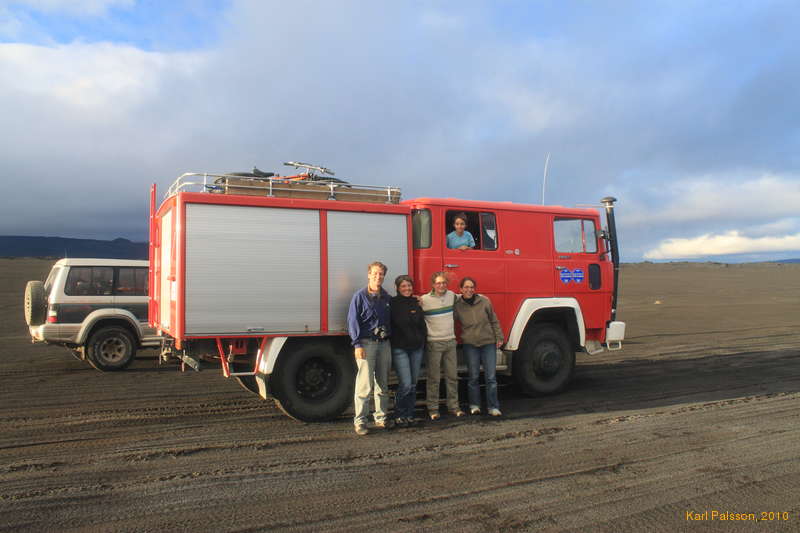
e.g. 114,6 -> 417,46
1,0 -> 799,262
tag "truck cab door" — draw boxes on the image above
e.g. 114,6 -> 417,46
552,217 -> 610,332
441,210 -> 507,327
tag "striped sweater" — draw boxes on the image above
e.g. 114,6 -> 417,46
420,290 -> 456,341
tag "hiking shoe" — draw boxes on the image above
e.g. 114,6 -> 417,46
453,409 -> 466,417
375,419 -> 396,430
395,417 -> 409,428
429,412 -> 441,421
470,406 -> 481,415
355,424 -> 369,436
488,408 -> 502,417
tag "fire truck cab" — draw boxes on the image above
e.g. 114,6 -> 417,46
150,170 -> 625,421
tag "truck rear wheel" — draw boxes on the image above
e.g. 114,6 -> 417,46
513,324 -> 575,396
86,326 -> 136,371
271,342 -> 355,422
24,281 -> 47,326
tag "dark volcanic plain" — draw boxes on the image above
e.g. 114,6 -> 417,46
1,259 -> 799,532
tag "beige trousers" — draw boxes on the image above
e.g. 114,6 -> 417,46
425,339 -> 460,413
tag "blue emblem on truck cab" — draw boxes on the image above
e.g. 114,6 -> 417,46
559,268 -> 573,284
572,268 -> 585,283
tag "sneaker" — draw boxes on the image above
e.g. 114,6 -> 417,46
430,412 -> 441,421
488,408 -> 502,417
453,409 -> 466,417
470,406 -> 481,415
355,423 -> 369,436
395,417 -> 409,428
406,417 -> 418,426
375,419 -> 396,430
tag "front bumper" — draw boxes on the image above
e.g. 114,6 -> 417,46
605,321 -> 626,350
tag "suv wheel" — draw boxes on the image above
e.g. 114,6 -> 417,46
86,326 -> 136,371
24,281 -> 47,326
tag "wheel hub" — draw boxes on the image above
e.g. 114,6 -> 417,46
534,342 -> 562,377
296,357 -> 337,400
99,338 -> 125,362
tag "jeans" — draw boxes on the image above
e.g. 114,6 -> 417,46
392,346 -> 423,419
464,343 -> 499,410
353,339 -> 391,425
426,339 -> 460,413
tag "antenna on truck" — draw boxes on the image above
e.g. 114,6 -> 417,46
541,152 -> 550,205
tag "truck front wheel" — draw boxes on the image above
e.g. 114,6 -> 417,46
513,324 -> 575,396
271,342 -> 355,422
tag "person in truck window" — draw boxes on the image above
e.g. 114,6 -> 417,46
420,271 -> 465,420
454,277 -> 504,417
446,213 -> 475,250
348,261 -> 394,436
390,275 -> 427,427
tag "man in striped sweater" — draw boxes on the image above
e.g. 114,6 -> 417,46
420,271 -> 464,420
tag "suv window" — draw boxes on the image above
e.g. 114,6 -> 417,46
44,266 -> 61,296
554,218 -> 598,253
65,267 -> 114,296
445,210 -> 498,251
116,267 -> 148,296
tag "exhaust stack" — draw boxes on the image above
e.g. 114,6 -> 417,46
600,197 -> 620,321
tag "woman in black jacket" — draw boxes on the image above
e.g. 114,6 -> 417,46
390,275 -> 427,426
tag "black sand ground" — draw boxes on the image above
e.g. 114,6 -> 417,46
1,259 -> 798,532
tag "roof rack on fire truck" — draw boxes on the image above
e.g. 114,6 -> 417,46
164,162 -> 401,204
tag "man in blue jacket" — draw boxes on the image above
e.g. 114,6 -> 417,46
348,261 -> 394,435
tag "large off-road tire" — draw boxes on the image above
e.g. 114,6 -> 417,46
24,281 -> 47,326
86,326 -> 136,371
513,324 -> 575,396
270,342 -> 355,422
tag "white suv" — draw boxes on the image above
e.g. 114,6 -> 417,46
24,258 -> 160,370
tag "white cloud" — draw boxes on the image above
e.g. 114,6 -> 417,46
620,173 -> 800,227
0,42 -> 204,117
6,0 -> 133,16
644,230 -> 800,259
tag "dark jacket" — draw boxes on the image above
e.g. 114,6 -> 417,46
390,294 -> 427,350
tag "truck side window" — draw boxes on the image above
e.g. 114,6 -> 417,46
554,218 -> 597,253
444,210 -> 498,250
480,212 -> 498,251
412,209 -> 431,249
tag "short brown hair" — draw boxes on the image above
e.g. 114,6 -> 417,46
453,212 -> 468,225
394,275 -> 414,290
430,271 -> 448,285
459,277 -> 476,289
368,261 -> 387,275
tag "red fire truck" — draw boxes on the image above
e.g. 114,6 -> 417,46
149,165 -> 625,421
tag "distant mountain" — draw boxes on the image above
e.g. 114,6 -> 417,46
772,258 -> 800,263
0,236 -> 148,259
